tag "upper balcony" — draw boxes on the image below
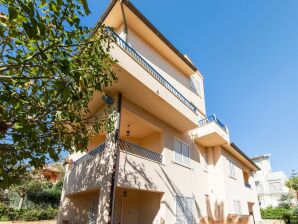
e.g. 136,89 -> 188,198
192,114 -> 230,147
103,29 -> 199,132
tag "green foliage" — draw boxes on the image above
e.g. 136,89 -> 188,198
9,175 -> 63,208
261,207 -> 288,220
17,207 -> 58,221
286,171 -> 298,199
27,180 -> 63,207
0,202 -> 58,221
279,193 -> 295,208
0,178 -> 62,220
0,0 -> 117,188
261,206 -> 298,223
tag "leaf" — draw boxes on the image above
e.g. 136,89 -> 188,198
8,5 -> 18,21
13,123 -> 23,130
80,0 -> 91,15
23,22 -> 36,39
49,2 -> 58,13
40,0 -> 47,8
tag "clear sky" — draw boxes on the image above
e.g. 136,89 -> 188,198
83,0 -> 298,176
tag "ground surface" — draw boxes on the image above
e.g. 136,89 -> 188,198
0,221 -> 56,224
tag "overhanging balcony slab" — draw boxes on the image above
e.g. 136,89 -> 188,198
193,122 -> 230,147
105,41 -> 198,132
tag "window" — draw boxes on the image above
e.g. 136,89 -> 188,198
233,200 -> 242,215
228,159 -> 236,178
190,76 -> 201,96
174,139 -> 190,166
269,181 -> 283,193
176,195 -> 194,224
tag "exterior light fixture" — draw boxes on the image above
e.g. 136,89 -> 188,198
102,94 -> 114,105
126,125 -> 131,137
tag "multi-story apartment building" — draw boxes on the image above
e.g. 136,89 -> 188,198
59,1 -> 262,223
252,154 -> 289,208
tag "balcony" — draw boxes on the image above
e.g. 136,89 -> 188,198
104,29 -> 199,132
64,136 -> 163,195
64,142 -> 108,195
73,142 -> 106,166
109,30 -> 197,114
192,114 -> 230,147
118,140 -> 164,192
119,139 -> 163,163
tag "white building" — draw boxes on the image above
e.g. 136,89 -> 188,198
252,154 -> 289,208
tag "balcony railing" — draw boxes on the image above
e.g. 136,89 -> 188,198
74,142 -> 106,166
106,28 -> 198,114
198,114 -> 228,133
119,139 -> 163,163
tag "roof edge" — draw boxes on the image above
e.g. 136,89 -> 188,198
93,0 -> 198,72
123,0 -> 198,72
230,143 -> 260,171
92,0 -> 118,36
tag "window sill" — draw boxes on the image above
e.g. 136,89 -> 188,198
172,161 -> 191,169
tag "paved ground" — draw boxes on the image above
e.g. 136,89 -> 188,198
0,221 -> 56,224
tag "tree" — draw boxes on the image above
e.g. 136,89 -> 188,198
286,171 -> 298,201
279,193 -> 295,209
0,0 -> 117,188
9,172 -> 33,209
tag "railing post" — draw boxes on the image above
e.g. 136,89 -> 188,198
213,113 -> 216,121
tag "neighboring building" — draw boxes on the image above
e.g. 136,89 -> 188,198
38,162 -> 64,183
252,154 -> 289,208
59,1 -> 262,223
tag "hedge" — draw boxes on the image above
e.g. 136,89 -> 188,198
261,206 -> 298,224
0,203 -> 58,221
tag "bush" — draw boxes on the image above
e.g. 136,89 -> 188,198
0,202 -> 15,220
27,180 -> 62,208
18,207 -> 58,221
0,203 -> 58,221
261,206 -> 298,224
261,207 -> 288,219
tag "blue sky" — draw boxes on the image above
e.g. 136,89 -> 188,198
83,0 -> 298,175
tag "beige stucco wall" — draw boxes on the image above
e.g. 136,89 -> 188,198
117,25 -> 206,116
221,149 -> 262,223
60,98 -> 261,223
59,9 -> 261,222
116,98 -> 261,223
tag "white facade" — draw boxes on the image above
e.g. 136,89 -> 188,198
252,154 -> 289,208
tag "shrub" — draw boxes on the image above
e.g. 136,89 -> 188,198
261,207 -> 288,219
0,204 -> 58,221
0,202 -> 15,220
261,206 -> 298,224
19,207 -> 58,221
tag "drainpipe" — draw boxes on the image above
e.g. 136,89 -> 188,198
120,0 -> 128,41
108,93 -> 122,224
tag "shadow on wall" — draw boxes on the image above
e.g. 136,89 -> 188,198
117,155 -> 158,191
156,166 -> 201,222
58,140 -> 115,224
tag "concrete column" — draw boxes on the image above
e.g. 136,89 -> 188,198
97,93 -> 122,224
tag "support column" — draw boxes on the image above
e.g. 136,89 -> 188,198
97,93 -> 122,224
